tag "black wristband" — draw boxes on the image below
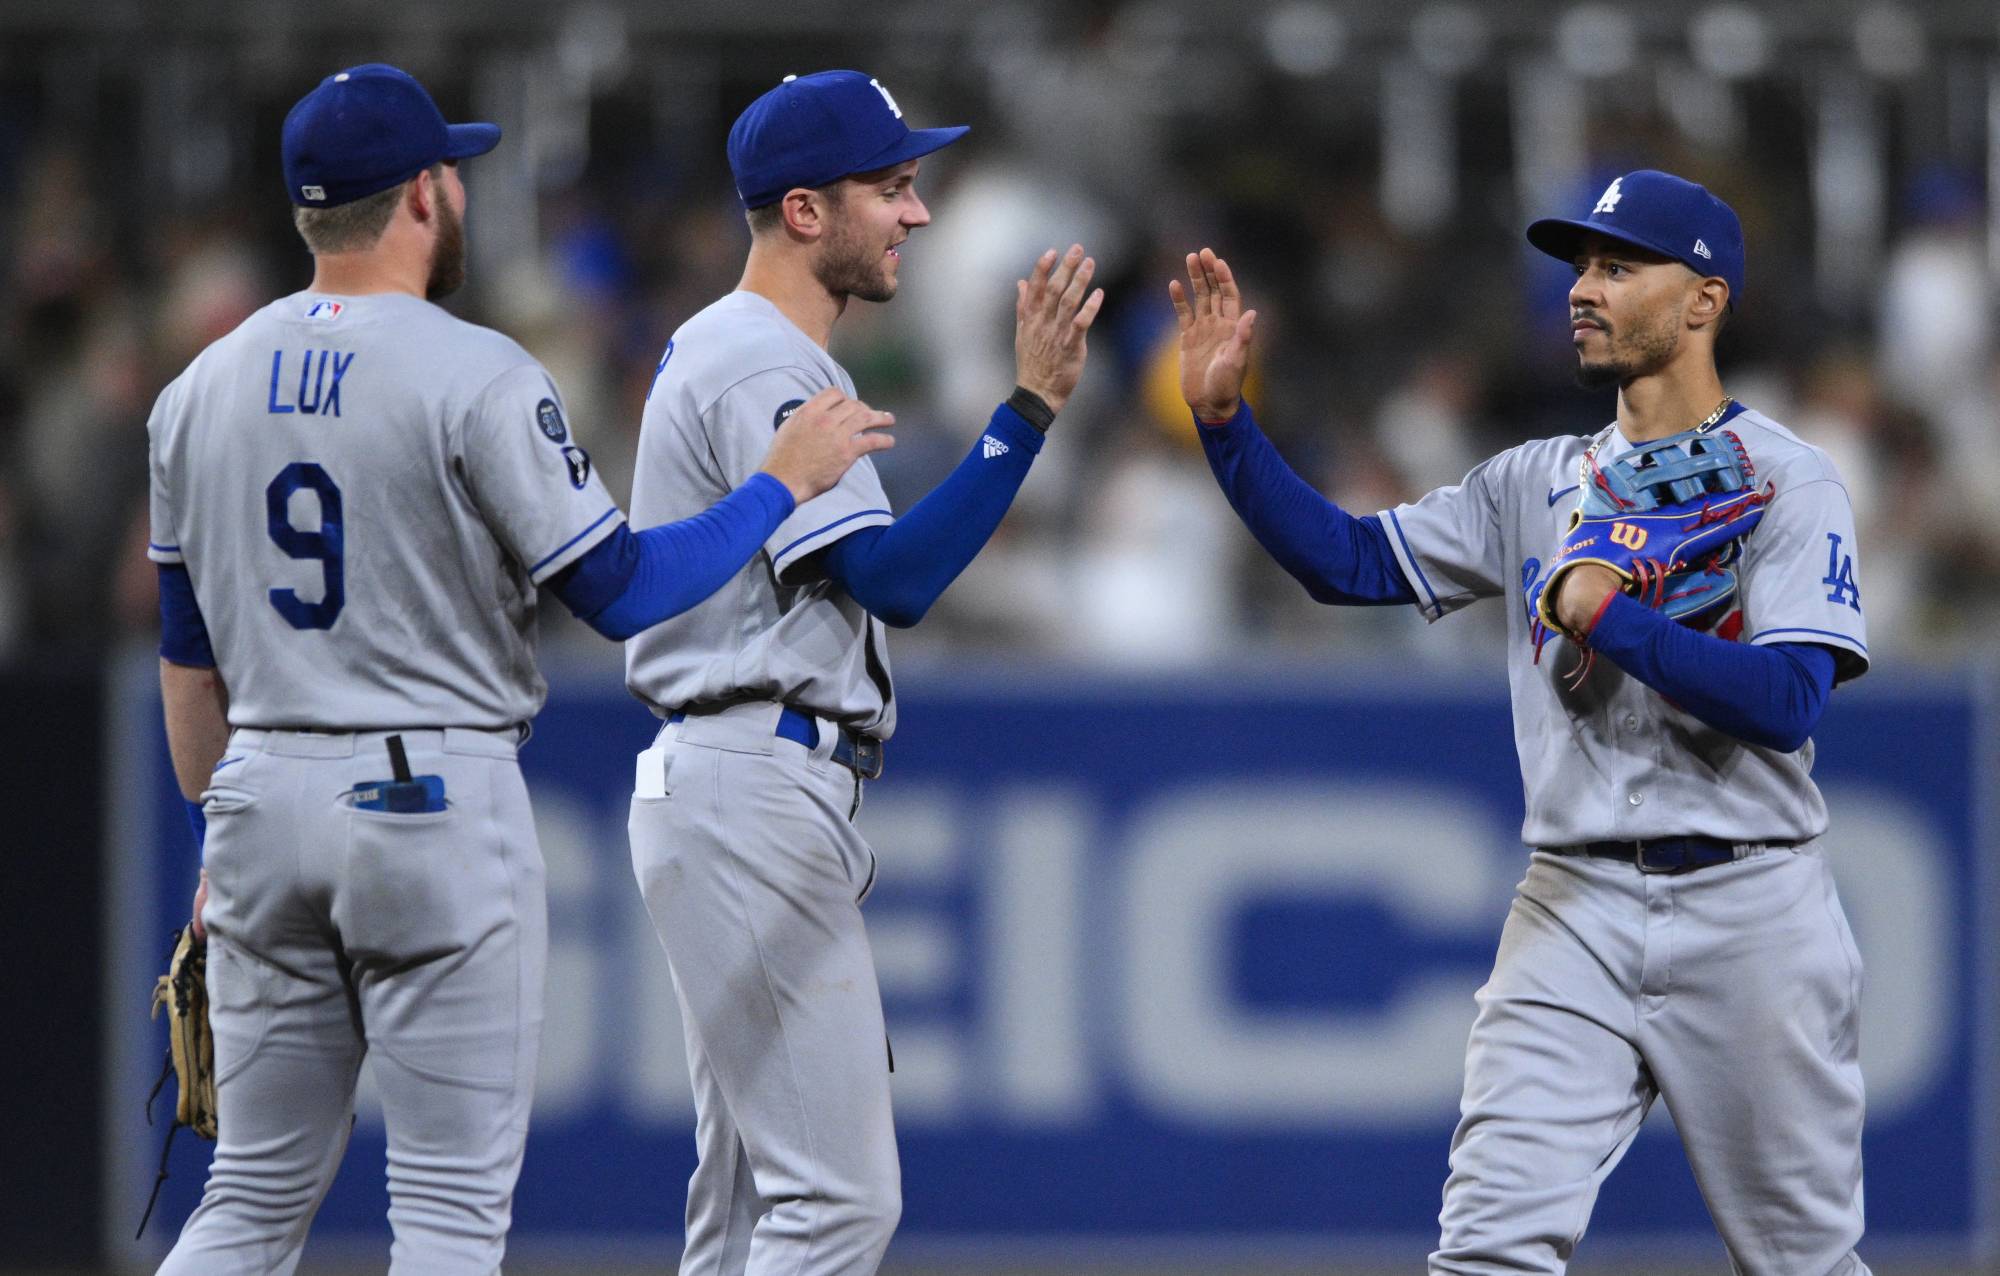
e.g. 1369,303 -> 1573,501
1005,385 -> 1056,433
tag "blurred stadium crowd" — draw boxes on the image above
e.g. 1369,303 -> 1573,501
1,1 -> 1996,673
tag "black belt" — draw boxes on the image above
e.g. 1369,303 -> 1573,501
1576,836 -> 1742,874
668,706 -> 884,781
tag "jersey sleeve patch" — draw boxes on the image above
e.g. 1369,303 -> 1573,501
536,397 -> 568,443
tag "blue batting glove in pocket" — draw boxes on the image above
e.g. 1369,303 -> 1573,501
348,775 -> 448,814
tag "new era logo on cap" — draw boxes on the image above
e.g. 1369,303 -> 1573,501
1693,238 -> 1711,259
301,184 -> 326,202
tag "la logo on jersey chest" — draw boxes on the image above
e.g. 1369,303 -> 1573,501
267,348 -> 356,417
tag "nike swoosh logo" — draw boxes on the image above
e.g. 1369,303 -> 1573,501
1547,484 -> 1578,506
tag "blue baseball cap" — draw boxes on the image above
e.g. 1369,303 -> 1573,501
1527,170 -> 1745,304
728,70 -> 968,210
282,64 -> 501,208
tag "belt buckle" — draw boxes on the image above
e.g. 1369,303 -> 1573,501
1633,840 -> 1679,874
849,734 -> 884,781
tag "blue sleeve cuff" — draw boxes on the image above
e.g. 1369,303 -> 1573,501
1589,592 -> 1836,751
988,403 -> 1050,455
157,563 -> 216,668
185,799 -> 207,852
551,473 -> 796,641
820,399 -> 1044,627
1192,400 -> 1413,607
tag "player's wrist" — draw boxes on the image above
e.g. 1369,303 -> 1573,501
746,469 -> 801,515
1005,384 -> 1057,432
1190,396 -> 1245,427
1007,382 -> 1061,427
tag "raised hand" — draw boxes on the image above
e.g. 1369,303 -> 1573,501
1014,244 -> 1106,419
1169,247 -> 1258,424
758,387 -> 896,505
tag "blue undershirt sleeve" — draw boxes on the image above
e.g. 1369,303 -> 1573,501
817,402 -> 1045,627
550,473 -> 796,641
1195,402 -> 1414,606
157,563 -> 216,668
1587,591 -> 1837,752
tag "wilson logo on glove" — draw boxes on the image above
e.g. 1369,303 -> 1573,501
1530,424 -> 1771,689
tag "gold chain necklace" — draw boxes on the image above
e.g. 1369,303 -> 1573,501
1580,395 -> 1735,476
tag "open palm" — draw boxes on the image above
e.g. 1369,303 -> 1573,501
1168,247 -> 1258,423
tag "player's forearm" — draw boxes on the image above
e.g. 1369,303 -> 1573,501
553,474 -> 796,641
1195,402 -> 1414,606
819,402 -> 1044,627
160,659 -> 231,802
1585,592 -> 1835,751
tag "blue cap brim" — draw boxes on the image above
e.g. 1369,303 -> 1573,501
847,124 -> 968,178
1528,217 -> 1693,273
443,122 -> 502,160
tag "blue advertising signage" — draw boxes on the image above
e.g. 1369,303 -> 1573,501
107,660 -> 1996,1267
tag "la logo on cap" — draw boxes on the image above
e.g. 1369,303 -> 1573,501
1593,177 -> 1624,215
870,77 -> 901,118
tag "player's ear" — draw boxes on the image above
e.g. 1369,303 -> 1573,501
1688,276 -> 1729,332
406,168 -> 436,224
779,188 -> 827,242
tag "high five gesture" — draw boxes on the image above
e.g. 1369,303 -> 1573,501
1169,247 -> 1258,423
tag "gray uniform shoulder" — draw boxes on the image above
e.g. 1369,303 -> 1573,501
1724,408 -> 1847,490
667,293 -> 841,409
1463,432 -> 1592,498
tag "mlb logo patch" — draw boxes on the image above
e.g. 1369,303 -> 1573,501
535,397 -> 568,443
301,184 -> 326,202
304,300 -> 344,321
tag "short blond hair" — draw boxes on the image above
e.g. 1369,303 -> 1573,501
291,164 -> 440,254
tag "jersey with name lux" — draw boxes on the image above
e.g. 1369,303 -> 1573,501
147,291 -> 623,730
1377,406 -> 1869,848
625,290 -> 897,738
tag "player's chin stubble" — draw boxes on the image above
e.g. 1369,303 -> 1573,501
426,197 -> 467,301
812,213 -> 896,305
1574,311 -> 1680,390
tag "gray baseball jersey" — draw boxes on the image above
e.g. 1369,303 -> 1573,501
1370,404 -> 1873,1275
147,291 -> 624,730
146,289 -> 609,1271
1378,406 -> 1869,847
625,290 -> 896,737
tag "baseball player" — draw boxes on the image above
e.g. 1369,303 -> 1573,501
147,64 -> 891,1274
623,70 -> 1102,1276
1173,172 -> 1872,1274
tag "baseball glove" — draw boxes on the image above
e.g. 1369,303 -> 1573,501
138,924 -> 217,1238
1529,427 -> 1769,657
149,925 -> 217,1140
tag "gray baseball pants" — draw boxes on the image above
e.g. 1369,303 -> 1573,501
1432,845 -> 1869,1275
157,726 -> 546,1276
628,701 -> 899,1276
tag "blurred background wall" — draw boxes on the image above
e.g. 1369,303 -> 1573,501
2,1 -> 1996,1272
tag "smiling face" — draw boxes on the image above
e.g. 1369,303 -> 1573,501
1566,233 -> 1715,390
810,159 -> 929,304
